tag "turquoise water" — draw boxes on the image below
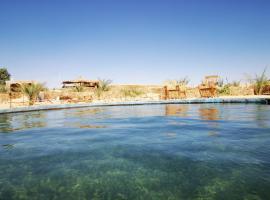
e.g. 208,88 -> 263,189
0,104 -> 270,200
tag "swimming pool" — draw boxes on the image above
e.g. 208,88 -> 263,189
0,104 -> 270,199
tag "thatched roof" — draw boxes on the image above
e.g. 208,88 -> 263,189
6,80 -> 36,86
62,76 -> 99,84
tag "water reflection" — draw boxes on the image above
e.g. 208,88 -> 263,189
66,108 -> 104,118
164,132 -> 177,138
0,114 -> 12,133
254,105 -> 269,128
199,107 -> 219,121
199,106 -> 220,136
0,104 -> 270,199
65,122 -> 107,129
0,112 -> 47,133
165,105 -> 189,117
2,144 -> 15,150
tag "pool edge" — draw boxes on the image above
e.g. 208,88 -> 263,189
0,97 -> 269,114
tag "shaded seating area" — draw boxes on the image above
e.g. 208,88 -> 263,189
162,85 -> 186,100
4,80 -> 37,107
198,75 -> 219,98
62,77 -> 99,88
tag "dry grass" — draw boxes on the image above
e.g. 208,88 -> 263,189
0,83 -> 263,107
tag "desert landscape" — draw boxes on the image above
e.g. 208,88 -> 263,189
0,68 -> 269,110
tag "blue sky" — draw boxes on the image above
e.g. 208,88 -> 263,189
0,0 -> 269,88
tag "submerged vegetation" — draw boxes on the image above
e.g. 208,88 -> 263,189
0,149 -> 267,200
0,101 -> 270,199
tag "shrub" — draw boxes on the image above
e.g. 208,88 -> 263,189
164,77 -> 189,88
95,79 -> 112,99
73,85 -> 84,92
177,77 -> 189,86
217,79 -> 224,87
21,83 -> 45,105
253,68 -> 268,95
0,84 -> 7,93
218,84 -> 230,95
121,87 -> 144,97
0,68 -> 11,85
230,81 -> 241,87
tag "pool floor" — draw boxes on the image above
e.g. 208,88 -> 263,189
0,104 -> 270,199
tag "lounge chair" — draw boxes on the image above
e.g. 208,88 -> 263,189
162,85 -> 186,100
198,76 -> 219,98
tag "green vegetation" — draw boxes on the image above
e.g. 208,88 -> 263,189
218,79 -> 241,95
73,85 -> 84,92
0,68 -> 10,93
95,79 -> 112,99
0,84 -> 7,93
230,81 -> 241,87
0,68 -> 11,85
252,68 -> 269,95
218,84 -> 230,95
21,83 -> 45,105
121,87 -> 144,97
0,105 -> 269,199
217,78 -> 224,87
217,78 -> 230,95
0,147 -> 267,200
178,77 -> 190,86
164,77 -> 189,87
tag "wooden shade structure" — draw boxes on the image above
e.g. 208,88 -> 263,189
6,80 -> 36,93
62,77 -> 99,88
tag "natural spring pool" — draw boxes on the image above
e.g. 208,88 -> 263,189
0,104 -> 270,200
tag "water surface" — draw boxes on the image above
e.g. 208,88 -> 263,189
0,104 -> 270,200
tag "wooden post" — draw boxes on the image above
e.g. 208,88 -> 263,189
164,86 -> 168,100
176,85 -> 180,99
9,92 -> 12,108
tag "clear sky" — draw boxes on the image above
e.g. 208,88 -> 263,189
0,0 -> 270,88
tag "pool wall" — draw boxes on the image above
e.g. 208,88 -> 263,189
0,97 -> 269,114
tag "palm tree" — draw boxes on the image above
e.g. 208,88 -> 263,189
21,83 -> 45,105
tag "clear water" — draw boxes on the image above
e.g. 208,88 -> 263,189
0,104 -> 270,200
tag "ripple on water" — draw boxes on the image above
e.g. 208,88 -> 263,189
0,104 -> 270,199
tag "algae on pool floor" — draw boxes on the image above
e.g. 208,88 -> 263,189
0,104 -> 270,200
